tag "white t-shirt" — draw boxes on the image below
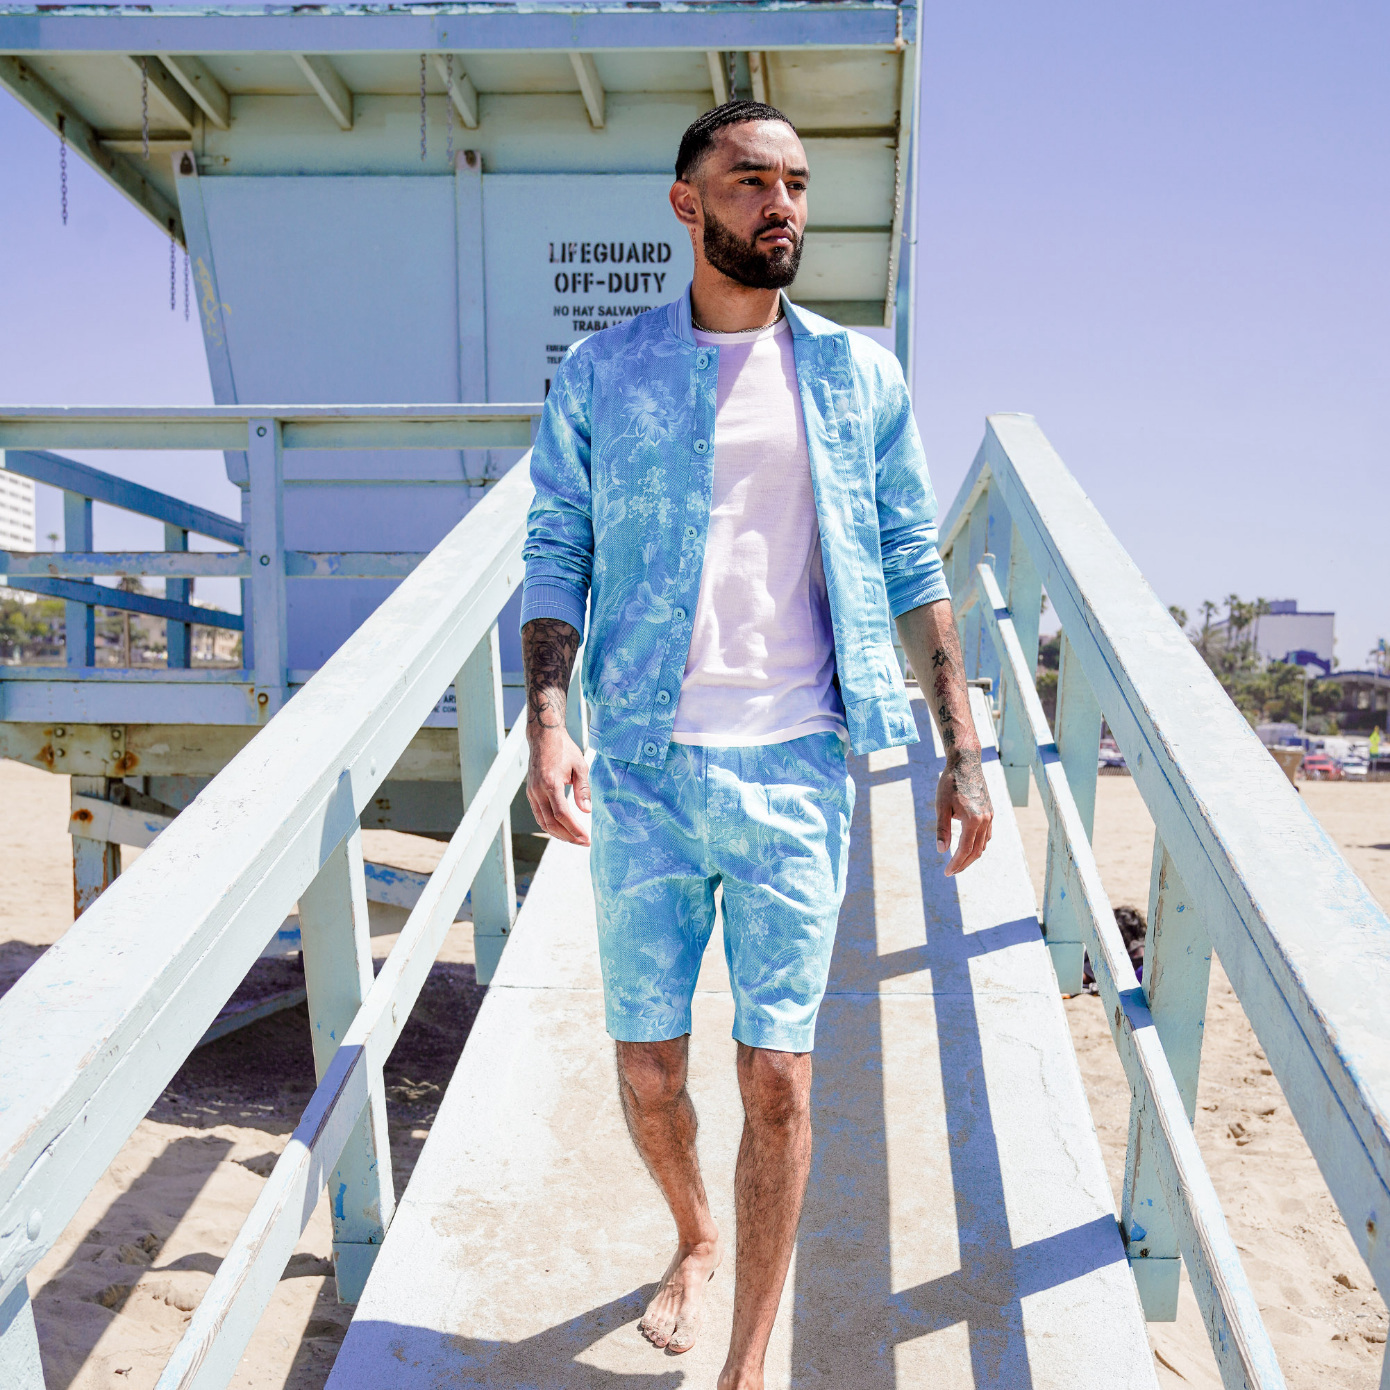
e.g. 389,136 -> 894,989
671,317 -> 846,746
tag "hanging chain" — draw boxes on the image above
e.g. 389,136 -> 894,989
140,57 -> 149,161
419,54 -> 427,162
445,54 -> 454,165
169,222 -> 176,312
183,246 -> 190,321
57,114 -> 68,225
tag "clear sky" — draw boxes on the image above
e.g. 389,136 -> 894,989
1,1 -> 1386,664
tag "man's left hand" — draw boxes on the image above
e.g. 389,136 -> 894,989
936,748 -> 994,876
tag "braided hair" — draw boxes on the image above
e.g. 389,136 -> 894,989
675,100 -> 796,180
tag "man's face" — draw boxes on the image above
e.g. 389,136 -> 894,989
675,120 -> 809,290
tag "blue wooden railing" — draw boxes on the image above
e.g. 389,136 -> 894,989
0,413 -> 565,1389
942,414 -> 1390,1390
0,405 -> 538,722
2,447 -> 245,670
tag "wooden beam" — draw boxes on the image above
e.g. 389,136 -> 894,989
0,57 -> 183,242
749,50 -> 769,103
125,54 -> 196,131
159,53 -> 230,131
706,50 -> 729,106
568,51 -> 605,129
98,136 -> 193,155
431,54 -> 477,129
292,53 -> 353,131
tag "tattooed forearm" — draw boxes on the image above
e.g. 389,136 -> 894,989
897,597 -> 994,873
522,618 -> 581,738
896,600 -> 981,762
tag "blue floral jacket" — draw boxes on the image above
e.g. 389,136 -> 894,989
521,288 -> 950,768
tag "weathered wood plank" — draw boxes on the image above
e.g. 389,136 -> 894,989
998,522 -> 1041,805
10,576 -> 244,632
298,829 -> 394,1302
247,419 -> 286,714
1040,631 -> 1102,992
457,624 -> 516,985
0,1283 -> 43,1390
3,550 -> 247,579
1123,838 -> 1213,1319
3,449 -> 244,544
0,406 -> 539,454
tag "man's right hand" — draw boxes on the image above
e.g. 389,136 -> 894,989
527,726 -> 591,846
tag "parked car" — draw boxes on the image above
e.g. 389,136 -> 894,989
1098,739 -> 1127,771
1301,753 -> 1344,781
1341,757 -> 1369,781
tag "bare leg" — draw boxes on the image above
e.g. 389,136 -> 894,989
616,1037 -> 723,1353
718,1043 -> 813,1390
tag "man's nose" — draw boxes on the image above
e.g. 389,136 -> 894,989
764,179 -> 797,220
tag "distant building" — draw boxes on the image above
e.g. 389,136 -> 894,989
0,464 -> 37,603
1227,600 -> 1336,668
1333,671 -> 1390,734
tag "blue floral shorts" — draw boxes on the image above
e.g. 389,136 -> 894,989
588,732 -> 855,1052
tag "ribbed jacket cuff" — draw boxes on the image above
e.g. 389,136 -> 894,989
889,573 -> 951,618
520,580 -> 588,638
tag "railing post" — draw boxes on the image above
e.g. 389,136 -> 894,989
62,490 -> 94,668
976,486 -> 1012,695
246,418 -> 286,716
961,492 -> 990,679
0,1282 -> 44,1389
1123,837 -> 1212,1318
298,824 -> 395,1303
71,776 -> 120,916
164,523 -> 192,668
999,523 -> 1041,807
1041,632 -> 1102,992
458,622 -> 516,984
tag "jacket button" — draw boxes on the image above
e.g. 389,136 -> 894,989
673,607 -> 687,621
684,526 -> 697,539
643,741 -> 659,757
656,690 -> 671,704
693,439 -> 709,454
696,352 -> 710,368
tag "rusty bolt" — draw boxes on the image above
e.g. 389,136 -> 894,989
257,692 -> 269,706
56,748 -> 66,758
111,728 -> 121,740
73,808 -> 93,823
54,726 -> 66,738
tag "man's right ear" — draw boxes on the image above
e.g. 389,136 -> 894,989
668,179 -> 700,231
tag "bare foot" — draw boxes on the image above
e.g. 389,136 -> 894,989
639,1236 -> 723,1354
717,1368 -> 763,1390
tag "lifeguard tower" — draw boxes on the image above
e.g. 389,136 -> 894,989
0,0 -> 917,943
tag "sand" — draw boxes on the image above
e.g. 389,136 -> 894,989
2,755 -> 1388,1387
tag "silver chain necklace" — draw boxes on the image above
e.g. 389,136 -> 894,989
692,305 -> 784,335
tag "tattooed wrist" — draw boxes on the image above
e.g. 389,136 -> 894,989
522,618 -> 580,738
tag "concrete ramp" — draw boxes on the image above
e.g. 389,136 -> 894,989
327,695 -> 1158,1388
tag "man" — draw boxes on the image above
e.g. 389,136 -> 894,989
521,101 -> 992,1389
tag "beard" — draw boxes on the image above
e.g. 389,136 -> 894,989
701,204 -> 803,289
